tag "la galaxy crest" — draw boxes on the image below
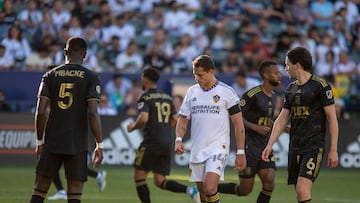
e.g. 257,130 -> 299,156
213,95 -> 220,103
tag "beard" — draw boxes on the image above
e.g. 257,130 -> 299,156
269,79 -> 281,87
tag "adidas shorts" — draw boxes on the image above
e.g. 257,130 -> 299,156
189,153 -> 228,182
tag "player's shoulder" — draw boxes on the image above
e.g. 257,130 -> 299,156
310,75 -> 330,88
244,85 -> 262,98
217,81 -> 238,95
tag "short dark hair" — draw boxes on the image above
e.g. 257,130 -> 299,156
143,68 -> 160,83
235,70 -> 246,78
258,60 -> 278,78
192,55 -> 215,72
286,47 -> 312,72
65,36 -> 87,53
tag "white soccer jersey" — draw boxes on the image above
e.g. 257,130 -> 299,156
179,81 -> 240,163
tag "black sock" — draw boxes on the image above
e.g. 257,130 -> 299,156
217,183 -> 238,194
257,188 -> 272,203
53,173 -> 65,191
87,168 -> 98,178
299,199 -> 312,203
30,188 -> 47,203
161,180 -> 187,193
68,200 -> 81,203
30,195 -> 44,203
67,192 -> 81,202
136,179 -> 151,203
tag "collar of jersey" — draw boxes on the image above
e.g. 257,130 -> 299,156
202,80 -> 218,92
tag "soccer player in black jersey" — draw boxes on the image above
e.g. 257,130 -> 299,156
127,68 -> 200,203
218,60 -> 282,203
262,47 -> 339,203
30,37 -> 103,203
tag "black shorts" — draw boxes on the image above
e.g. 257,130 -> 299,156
238,152 -> 275,178
288,147 -> 324,185
134,143 -> 171,175
36,148 -> 88,182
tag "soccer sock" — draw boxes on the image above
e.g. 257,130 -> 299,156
160,180 -> 187,193
53,173 -> 65,191
135,179 -> 151,203
256,188 -> 272,203
206,192 -> 220,203
67,192 -> 81,202
87,168 -> 98,178
298,199 -> 312,203
217,182 -> 238,194
30,188 -> 47,203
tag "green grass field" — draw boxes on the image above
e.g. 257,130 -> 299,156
0,166 -> 359,203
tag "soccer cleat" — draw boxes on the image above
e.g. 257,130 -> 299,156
96,170 -> 107,192
48,189 -> 67,200
190,186 -> 200,203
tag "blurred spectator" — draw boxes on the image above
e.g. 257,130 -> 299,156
232,70 -> 261,98
169,43 -> 188,74
143,43 -> 170,73
210,17 -> 234,50
83,50 -> 100,72
316,34 -> 341,64
233,16 -> 258,50
148,29 -> 174,58
98,93 -> 117,116
182,12 -> 209,51
327,15 -> 352,52
242,0 -> 267,23
0,88 -> 11,112
221,49 -> 245,73
24,45 -> 52,71
172,94 -> 184,113
17,0 -> 43,35
290,0 -> 313,25
101,35 -> 123,71
310,0 -> 335,32
101,14 -> 135,50
141,2 -> 164,37
334,0 -> 359,30
333,50 -> 358,76
50,0 -> 72,32
68,15 -> 83,37
265,0 -> 292,24
115,41 -> 143,74
242,33 -> 271,74
203,0 -> 221,24
1,25 -> 31,67
178,33 -> 200,68
314,50 -> 336,78
56,25 -> 71,47
0,0 -> 18,39
308,25 -> 322,44
349,38 -> 360,64
290,30 -> 317,63
163,0 -> 191,37
104,73 -> 133,113
33,10 -> 57,45
124,78 -> 143,110
0,44 -> 14,70
220,0 -> 245,28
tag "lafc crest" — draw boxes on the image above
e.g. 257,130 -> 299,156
213,95 -> 220,103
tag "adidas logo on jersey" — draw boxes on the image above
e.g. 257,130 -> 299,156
102,118 -> 143,165
340,135 -> 360,168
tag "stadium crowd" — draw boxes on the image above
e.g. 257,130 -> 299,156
0,0 -> 360,115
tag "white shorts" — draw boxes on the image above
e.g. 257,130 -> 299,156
189,153 -> 228,182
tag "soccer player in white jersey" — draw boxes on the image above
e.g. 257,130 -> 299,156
175,55 -> 247,203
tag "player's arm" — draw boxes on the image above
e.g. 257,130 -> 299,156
262,108 -> 290,161
127,111 -> 149,132
174,115 -> 188,154
242,118 -> 271,136
323,104 -> 339,168
88,100 -> 103,168
34,97 -> 49,158
229,106 -> 246,171
170,114 -> 178,128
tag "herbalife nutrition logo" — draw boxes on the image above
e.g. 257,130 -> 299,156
102,118 -> 143,165
340,135 -> 360,168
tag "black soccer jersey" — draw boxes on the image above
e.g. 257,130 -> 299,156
240,85 -> 276,157
283,75 -> 334,150
137,88 -> 176,149
38,64 -> 101,155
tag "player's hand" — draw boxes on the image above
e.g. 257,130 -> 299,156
256,125 -> 271,136
261,145 -> 272,162
175,141 -> 185,155
35,144 -> 43,160
235,154 -> 246,171
127,122 -> 134,132
92,147 -> 103,168
327,151 -> 339,168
